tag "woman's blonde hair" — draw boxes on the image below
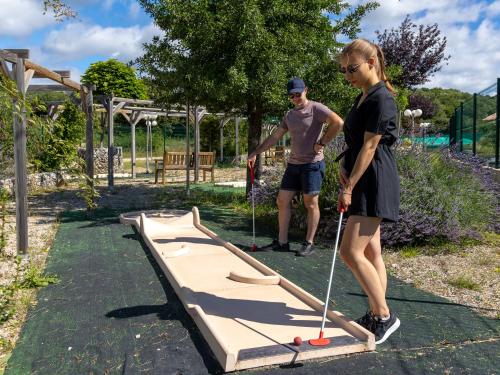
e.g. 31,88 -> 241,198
341,39 -> 396,95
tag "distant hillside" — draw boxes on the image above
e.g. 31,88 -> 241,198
413,87 -> 472,133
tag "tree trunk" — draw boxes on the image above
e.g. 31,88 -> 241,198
246,101 -> 263,194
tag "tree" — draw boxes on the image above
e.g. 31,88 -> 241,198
136,0 -> 377,189
42,0 -> 76,21
81,59 -> 149,147
376,15 -> 450,88
81,59 -> 148,99
408,93 -> 437,119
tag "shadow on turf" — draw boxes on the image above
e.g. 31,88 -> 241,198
109,226 -> 225,374
348,292 -> 500,314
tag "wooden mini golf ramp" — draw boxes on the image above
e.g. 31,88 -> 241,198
120,207 -> 375,372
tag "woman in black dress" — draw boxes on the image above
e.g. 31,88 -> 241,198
338,39 -> 400,344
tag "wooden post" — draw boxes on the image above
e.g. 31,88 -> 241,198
83,84 -> 95,210
107,95 -> 114,187
131,118 -> 136,179
220,120 -> 224,163
235,117 -> 240,165
13,58 -> 28,255
186,103 -> 191,196
194,106 -> 200,183
145,116 -> 150,173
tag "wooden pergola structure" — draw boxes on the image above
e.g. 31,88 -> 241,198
0,48 -> 95,255
93,98 -> 243,183
0,48 -> 246,255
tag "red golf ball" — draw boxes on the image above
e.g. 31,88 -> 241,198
293,336 -> 302,346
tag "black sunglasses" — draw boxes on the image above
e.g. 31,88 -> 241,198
339,63 -> 363,74
288,93 -> 302,99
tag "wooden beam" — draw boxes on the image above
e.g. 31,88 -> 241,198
24,60 -> 85,93
107,96 -> 114,188
0,49 -> 19,63
0,59 -> 13,80
7,49 -> 29,59
27,84 -> 75,93
24,69 -> 35,93
118,110 -> 131,123
235,117 -> 240,164
112,101 -> 126,114
13,59 -> 28,255
33,70 -> 70,79
112,97 -> 154,105
194,106 -> 200,182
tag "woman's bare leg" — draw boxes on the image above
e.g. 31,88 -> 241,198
340,215 -> 389,318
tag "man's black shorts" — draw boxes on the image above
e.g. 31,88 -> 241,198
280,160 -> 325,195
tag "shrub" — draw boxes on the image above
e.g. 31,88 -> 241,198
250,141 -> 498,248
29,100 -> 85,172
381,147 -> 497,246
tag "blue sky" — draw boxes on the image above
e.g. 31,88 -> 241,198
1,0 -> 499,93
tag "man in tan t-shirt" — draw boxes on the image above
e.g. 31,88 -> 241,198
247,77 -> 343,256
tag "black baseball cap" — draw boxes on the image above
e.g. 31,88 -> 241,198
287,77 -> 306,94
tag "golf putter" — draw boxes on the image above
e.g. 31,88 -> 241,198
309,206 -> 345,346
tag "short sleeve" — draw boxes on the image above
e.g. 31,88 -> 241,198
280,113 -> 289,130
313,102 -> 333,123
363,93 -> 397,135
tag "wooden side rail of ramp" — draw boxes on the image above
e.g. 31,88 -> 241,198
119,207 -> 375,372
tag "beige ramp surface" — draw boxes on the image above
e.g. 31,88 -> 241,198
120,207 -> 375,372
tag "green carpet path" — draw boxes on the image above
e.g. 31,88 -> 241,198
5,205 -> 499,374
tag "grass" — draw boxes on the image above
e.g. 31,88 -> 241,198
447,276 -> 481,291
400,247 -> 421,258
393,237 -> 485,256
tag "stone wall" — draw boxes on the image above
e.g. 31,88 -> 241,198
0,172 -> 68,195
0,147 -> 124,195
77,147 -> 124,174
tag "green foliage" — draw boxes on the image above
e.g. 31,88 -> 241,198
137,0 -> 378,188
385,65 -> 409,111
29,100 -> 85,172
447,276 -> 481,291
19,263 -> 59,289
81,59 -> 148,99
0,188 -> 9,253
73,158 -> 100,212
0,76 -> 16,178
413,87 -> 472,133
42,0 -> 77,20
199,116 -> 249,158
0,258 -> 21,324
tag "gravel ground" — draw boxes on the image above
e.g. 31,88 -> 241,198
0,168 -> 498,369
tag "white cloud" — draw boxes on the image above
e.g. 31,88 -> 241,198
42,22 -> 161,62
0,0 -> 55,37
352,0 -> 500,92
486,0 -> 500,16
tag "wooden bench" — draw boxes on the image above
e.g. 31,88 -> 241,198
264,146 -> 286,166
154,151 -> 216,184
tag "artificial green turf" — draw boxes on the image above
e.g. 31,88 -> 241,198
5,206 -> 499,374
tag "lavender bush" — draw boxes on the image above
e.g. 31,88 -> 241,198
250,141 -> 498,248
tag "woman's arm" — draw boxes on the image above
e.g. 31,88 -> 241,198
340,131 -> 381,207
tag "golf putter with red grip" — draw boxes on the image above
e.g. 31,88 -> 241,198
309,205 -> 345,346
